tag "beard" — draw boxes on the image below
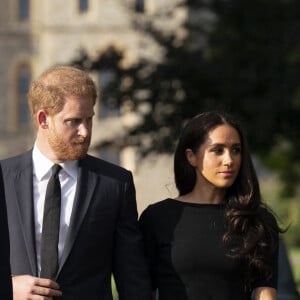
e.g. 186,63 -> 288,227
48,127 -> 91,161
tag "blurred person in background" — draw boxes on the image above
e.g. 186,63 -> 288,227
277,238 -> 300,300
140,111 -> 282,300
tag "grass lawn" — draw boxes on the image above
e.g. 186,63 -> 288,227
289,247 -> 300,293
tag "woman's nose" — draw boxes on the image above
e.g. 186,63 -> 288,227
223,151 -> 233,166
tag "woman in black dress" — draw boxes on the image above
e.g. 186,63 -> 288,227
139,111 -> 281,300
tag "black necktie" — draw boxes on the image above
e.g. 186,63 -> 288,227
40,164 -> 62,279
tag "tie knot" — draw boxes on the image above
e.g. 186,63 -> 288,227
51,164 -> 61,176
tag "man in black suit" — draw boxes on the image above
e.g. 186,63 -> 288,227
1,66 -> 152,300
0,170 -> 12,299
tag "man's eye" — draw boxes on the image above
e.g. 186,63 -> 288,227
66,119 -> 80,126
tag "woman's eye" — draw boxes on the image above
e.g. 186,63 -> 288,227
212,148 -> 223,154
232,146 -> 241,154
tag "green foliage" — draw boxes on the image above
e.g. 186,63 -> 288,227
260,174 -> 300,248
290,247 -> 300,293
71,0 -> 300,197
111,276 -> 118,299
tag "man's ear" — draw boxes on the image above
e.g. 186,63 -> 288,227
37,110 -> 49,129
185,149 -> 196,167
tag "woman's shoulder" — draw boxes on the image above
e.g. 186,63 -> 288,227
141,198 -> 175,216
139,199 -> 177,232
140,198 -> 189,224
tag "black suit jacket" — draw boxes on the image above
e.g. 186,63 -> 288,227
1,150 -> 152,300
0,168 -> 12,299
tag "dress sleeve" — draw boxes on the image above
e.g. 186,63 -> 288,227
139,206 -> 159,291
251,241 -> 278,289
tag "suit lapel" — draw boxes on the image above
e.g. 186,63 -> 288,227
57,159 -> 98,275
14,154 -> 38,275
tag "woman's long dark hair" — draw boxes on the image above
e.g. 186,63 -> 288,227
174,111 -> 281,282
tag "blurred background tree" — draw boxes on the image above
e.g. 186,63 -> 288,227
72,0 -> 300,246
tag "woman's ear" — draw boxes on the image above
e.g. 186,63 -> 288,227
185,149 -> 196,167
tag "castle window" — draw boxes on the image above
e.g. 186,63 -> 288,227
99,69 -> 120,119
19,0 -> 30,21
17,65 -> 31,126
135,0 -> 144,13
99,145 -> 120,165
79,0 -> 89,13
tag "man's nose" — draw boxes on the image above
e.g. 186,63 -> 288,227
78,122 -> 90,137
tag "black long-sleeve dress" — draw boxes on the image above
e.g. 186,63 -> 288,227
139,199 -> 278,300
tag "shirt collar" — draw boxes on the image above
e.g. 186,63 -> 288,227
32,144 -> 78,180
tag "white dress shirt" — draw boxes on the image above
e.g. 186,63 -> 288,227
32,145 -> 78,275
